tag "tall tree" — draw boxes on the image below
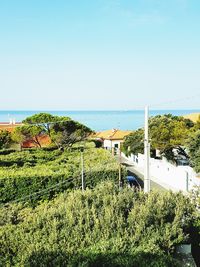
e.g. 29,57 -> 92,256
51,120 -> 92,148
22,113 -> 92,149
123,114 -> 194,161
186,130 -> 200,172
123,129 -> 144,156
22,113 -> 70,138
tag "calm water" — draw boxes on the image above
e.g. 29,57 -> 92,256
0,110 -> 199,131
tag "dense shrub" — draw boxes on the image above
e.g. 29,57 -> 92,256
0,148 -> 123,205
0,182 -> 196,266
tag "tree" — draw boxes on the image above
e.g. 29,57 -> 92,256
0,130 -> 12,149
51,120 -> 92,148
22,113 -> 70,138
149,114 -> 193,160
22,113 -> 92,149
11,125 -> 44,149
123,129 -> 144,156
186,130 -> 200,172
123,114 -> 194,161
195,115 -> 200,130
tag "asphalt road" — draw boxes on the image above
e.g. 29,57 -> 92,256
119,156 -> 166,192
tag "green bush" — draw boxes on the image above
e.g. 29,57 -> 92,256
0,182 -> 195,266
0,148 -> 123,205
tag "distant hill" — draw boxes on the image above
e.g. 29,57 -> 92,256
184,113 -> 200,123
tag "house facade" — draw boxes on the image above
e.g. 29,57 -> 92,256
92,129 -> 132,153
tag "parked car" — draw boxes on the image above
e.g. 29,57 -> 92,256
126,175 -> 140,188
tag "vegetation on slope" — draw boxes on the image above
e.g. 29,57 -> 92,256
1,181 -> 198,267
0,145 -> 123,205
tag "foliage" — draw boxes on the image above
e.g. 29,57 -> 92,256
11,125 -> 44,148
22,113 -> 69,136
0,181 -> 196,267
186,130 -> 200,172
123,114 -> 194,161
194,115 -> 200,130
149,115 -> 193,158
0,147 -> 123,205
0,130 -> 12,149
123,129 -> 144,156
51,120 -> 92,149
190,188 -> 200,264
22,112 -> 92,148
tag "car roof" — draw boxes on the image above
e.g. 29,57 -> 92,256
126,175 -> 137,181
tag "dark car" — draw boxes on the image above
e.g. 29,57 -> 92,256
126,175 -> 140,188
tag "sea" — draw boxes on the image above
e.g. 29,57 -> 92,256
0,110 -> 199,132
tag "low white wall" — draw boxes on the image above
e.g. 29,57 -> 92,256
122,152 -> 200,192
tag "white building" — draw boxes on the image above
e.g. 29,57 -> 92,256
92,129 -> 132,152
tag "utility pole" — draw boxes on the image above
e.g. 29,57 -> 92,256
119,144 -> 122,189
80,146 -> 84,191
144,106 -> 150,193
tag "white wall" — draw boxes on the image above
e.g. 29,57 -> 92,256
122,152 -> 200,192
103,140 -> 121,150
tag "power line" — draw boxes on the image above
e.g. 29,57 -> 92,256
127,92 -> 200,110
0,157 -> 120,208
0,177 -> 75,207
149,93 -> 200,109
6,93 -> 200,126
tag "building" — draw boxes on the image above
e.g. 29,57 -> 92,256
0,121 -> 22,132
92,129 -> 132,152
0,121 -> 51,148
184,113 -> 200,123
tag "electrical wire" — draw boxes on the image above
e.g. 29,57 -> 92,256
0,177 -> 76,207
7,92 -> 200,128
0,152 -> 120,208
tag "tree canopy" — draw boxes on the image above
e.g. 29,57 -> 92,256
0,130 -> 12,149
186,130 -> 200,172
51,120 -> 92,148
123,114 -> 194,161
20,113 -> 92,149
11,125 -> 44,148
22,113 -> 70,137
123,128 -> 144,156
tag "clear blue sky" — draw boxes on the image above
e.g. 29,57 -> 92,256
0,0 -> 200,110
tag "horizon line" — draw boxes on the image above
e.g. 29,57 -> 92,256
0,109 -> 199,112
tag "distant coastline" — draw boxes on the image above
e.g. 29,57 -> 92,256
0,110 -> 199,131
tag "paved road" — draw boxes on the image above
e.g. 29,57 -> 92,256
119,156 -> 166,191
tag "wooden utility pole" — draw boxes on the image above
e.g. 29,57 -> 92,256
80,146 -> 84,191
119,143 -> 123,189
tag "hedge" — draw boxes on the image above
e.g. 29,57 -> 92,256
0,148 -> 124,205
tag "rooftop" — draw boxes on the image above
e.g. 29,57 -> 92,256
184,113 -> 200,123
91,129 -> 132,140
0,122 -> 23,132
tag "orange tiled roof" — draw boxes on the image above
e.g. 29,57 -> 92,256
92,129 -> 132,140
0,123 -> 23,132
184,113 -> 200,123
